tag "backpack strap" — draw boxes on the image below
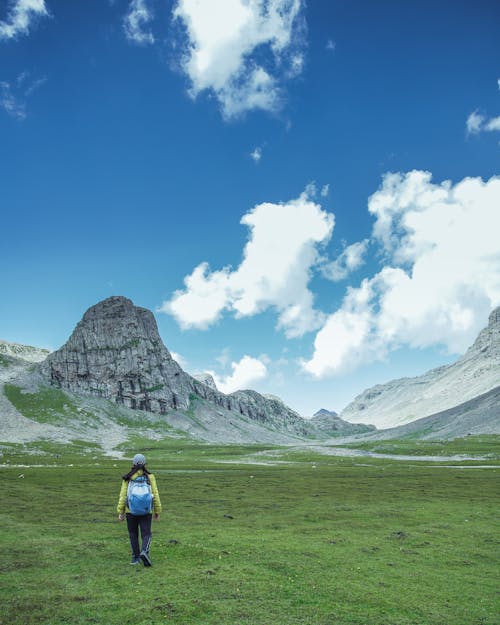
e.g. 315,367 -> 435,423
133,472 -> 151,485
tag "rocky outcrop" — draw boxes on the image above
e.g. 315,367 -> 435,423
0,339 -> 50,363
39,296 -> 311,437
310,409 -> 376,436
231,390 -> 312,437
193,373 -> 218,391
40,297 -> 193,414
340,305 -> 500,429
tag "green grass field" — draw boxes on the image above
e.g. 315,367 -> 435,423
1,438 -> 499,625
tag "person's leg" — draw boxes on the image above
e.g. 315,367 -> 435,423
126,514 -> 141,562
138,514 -> 153,566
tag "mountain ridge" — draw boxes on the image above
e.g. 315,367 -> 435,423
1,297 -> 497,448
340,306 -> 500,429
0,339 -> 50,363
38,296 -> 312,439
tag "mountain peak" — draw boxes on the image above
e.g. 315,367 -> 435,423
38,296 -> 314,440
193,372 -> 218,391
313,408 -> 338,418
40,296 -> 187,413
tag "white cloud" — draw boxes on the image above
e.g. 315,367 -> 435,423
0,0 -> 48,40
215,347 -> 231,369
173,0 -> 305,119
124,0 -> 154,45
0,72 -> 46,120
304,171 -> 500,377
485,116 -> 500,132
466,110 -> 500,136
209,355 -> 267,394
320,184 -> 330,197
250,146 -> 262,163
466,110 -> 484,134
24,75 -> 46,96
289,53 -> 304,77
169,350 -> 187,368
0,81 -> 26,119
160,187 -> 334,337
326,39 -> 336,52
321,239 -> 369,282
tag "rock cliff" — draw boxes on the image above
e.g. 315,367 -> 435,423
39,296 -> 312,437
40,297 -> 193,413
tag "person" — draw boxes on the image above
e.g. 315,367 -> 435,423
117,453 -> 162,566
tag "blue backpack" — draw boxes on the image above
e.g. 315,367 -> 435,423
127,475 -> 153,515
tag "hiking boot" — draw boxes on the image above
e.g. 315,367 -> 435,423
130,556 -> 141,565
140,551 -> 152,567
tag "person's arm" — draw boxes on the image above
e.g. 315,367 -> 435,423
117,480 -> 128,520
150,474 -> 162,519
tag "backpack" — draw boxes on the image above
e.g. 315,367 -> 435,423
127,475 -> 153,515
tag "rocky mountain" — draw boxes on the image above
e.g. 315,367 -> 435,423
231,390 -> 310,437
313,408 -> 339,419
309,408 -> 376,436
193,373 -> 218,391
3,296 -> 495,449
0,339 -> 50,363
340,306 -> 500,429
378,384 -> 500,440
37,296 -> 315,441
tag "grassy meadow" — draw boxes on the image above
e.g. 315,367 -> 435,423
1,437 -> 499,625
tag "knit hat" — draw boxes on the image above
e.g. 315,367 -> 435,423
133,453 -> 146,466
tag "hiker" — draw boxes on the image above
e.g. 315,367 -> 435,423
117,453 -> 162,566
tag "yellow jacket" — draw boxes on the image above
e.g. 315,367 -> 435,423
117,469 -> 162,515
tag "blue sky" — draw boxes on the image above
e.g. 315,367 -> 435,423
1,0 -> 499,416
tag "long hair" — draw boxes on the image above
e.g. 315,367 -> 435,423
122,463 -> 151,482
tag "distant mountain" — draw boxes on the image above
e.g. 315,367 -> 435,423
310,408 -> 376,437
340,306 -> 500,429
0,339 -> 50,363
313,408 -> 339,418
365,385 -> 500,440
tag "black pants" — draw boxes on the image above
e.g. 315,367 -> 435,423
126,513 -> 152,557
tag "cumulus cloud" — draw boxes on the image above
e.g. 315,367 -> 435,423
304,171 -> 500,377
209,354 -> 267,394
173,0 -> 305,119
160,187 -> 334,337
124,0 -> 154,45
321,240 -> 369,282
0,0 -> 48,40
